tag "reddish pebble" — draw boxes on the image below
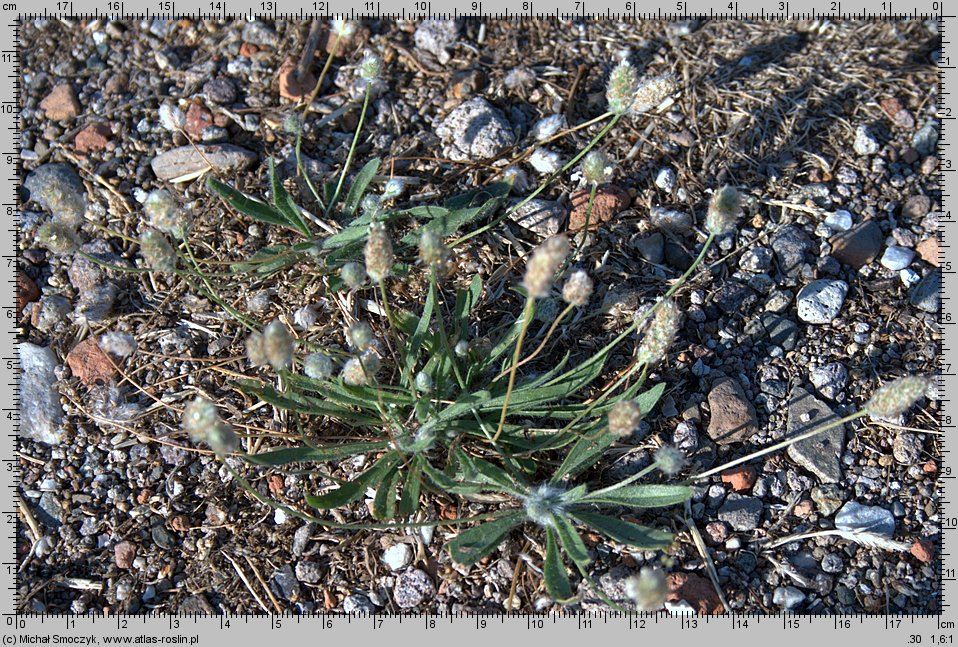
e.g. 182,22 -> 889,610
923,460 -> 938,475
40,83 -> 81,120
74,123 -> 113,153
916,237 -> 940,267
268,474 -> 284,495
278,56 -> 317,102
239,42 -> 259,57
666,573 -> 724,614
184,102 -> 213,140
66,336 -> 116,386
792,500 -> 815,518
720,465 -> 758,493
17,274 -> 40,315
114,541 -> 136,569
911,539 -> 935,563
568,185 -> 631,231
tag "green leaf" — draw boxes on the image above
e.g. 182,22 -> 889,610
549,431 -> 618,484
405,282 -> 435,378
543,527 -> 573,602
244,440 -> 390,467
570,511 -> 674,550
343,158 -> 381,217
306,452 -> 401,509
230,245 -> 302,275
444,180 -> 512,210
398,194 -> 504,247
447,513 -> 523,566
269,158 -> 310,236
372,463 -> 403,519
207,176 -> 300,233
453,275 -> 483,335
577,484 -> 692,508
397,456 -> 423,516
420,461 -> 483,495
552,514 -> 591,567
460,454 -> 518,492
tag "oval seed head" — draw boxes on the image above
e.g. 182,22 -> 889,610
348,321 -> 374,351
608,399 -> 643,438
454,340 -> 470,358
139,229 -> 177,272
635,298 -> 682,366
626,567 -> 668,612
283,113 -> 303,135
415,370 -> 434,392
630,73 -> 676,114
144,189 -> 187,238
262,319 -> 294,371
340,261 -> 367,289
562,270 -> 594,307
360,350 -> 381,375
37,221 -> 79,255
382,178 -> 406,200
606,60 -> 640,114
654,444 -> 687,476
99,332 -> 137,358
359,54 -> 383,82
182,396 -> 239,455
581,150 -> 615,186
341,357 -> 367,386
706,186 -> 743,236
865,376 -> 931,419
304,352 -> 334,380
522,484 -> 568,527
418,229 -> 450,268
364,222 -> 394,284
245,331 -> 269,368
330,18 -> 357,40
523,235 -> 571,299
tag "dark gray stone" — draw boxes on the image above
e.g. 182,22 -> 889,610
21,343 -> 62,445
830,220 -> 882,269
785,386 -> 845,484
770,224 -> 813,276
270,564 -> 300,601
835,501 -> 895,536
435,98 -> 514,162
717,494 -> 763,531
393,569 -> 436,608
909,269 -> 941,313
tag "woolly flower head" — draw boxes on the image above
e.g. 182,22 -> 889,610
626,568 -> 668,611
330,19 -> 357,40
382,178 -> 406,201
522,484 -> 569,527
654,444 -> 687,476
139,229 -> 176,272
99,332 -> 137,358
606,60 -> 640,114
635,298 -> 682,366
182,396 -> 239,455
304,352 -> 334,380
341,352 -> 380,385
562,270 -> 594,307
283,113 -> 303,135
348,321 -> 374,351
865,376 -> 931,419
419,230 -> 451,270
608,399 -> 643,438
582,150 -> 615,185
415,371 -> 434,392
144,189 -> 187,238
340,261 -> 367,289
364,222 -> 394,283
706,186 -> 743,236
359,54 -> 383,82
362,194 -> 382,216
248,320 -> 294,371
37,221 -> 79,255
523,235 -> 571,299
454,340 -> 470,358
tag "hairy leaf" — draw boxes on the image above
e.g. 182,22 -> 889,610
577,484 -> 692,508
343,158 -> 381,217
306,452 -> 400,509
570,511 -> 674,550
244,440 -> 390,467
544,527 -> 573,601
447,512 -> 523,566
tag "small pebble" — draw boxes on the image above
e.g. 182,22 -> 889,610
880,245 -> 915,271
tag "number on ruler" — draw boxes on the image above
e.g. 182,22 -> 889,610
261,0 -> 275,10
158,0 -> 172,9
574,0 -> 583,11
210,0 -> 226,11
106,1 -> 120,9
312,0 -> 327,9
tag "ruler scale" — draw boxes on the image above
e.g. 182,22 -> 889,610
3,4 -> 955,644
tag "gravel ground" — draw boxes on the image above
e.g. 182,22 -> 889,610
17,17 -> 941,614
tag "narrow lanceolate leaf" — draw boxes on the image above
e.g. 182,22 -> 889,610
577,484 -> 692,508
569,511 -> 674,550
419,460 -> 483,496
269,158 -> 310,236
244,440 -> 390,467
343,158 -> 381,217
397,456 -> 424,516
456,451 -> 519,493
447,513 -> 524,566
544,527 -> 573,602
549,431 -> 618,484
306,452 -> 401,510
372,463 -> 403,520
207,176 -> 299,232
552,515 -> 591,568
453,275 -> 483,335
405,283 -> 435,378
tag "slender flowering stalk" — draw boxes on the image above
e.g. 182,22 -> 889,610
865,376 -> 931,418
